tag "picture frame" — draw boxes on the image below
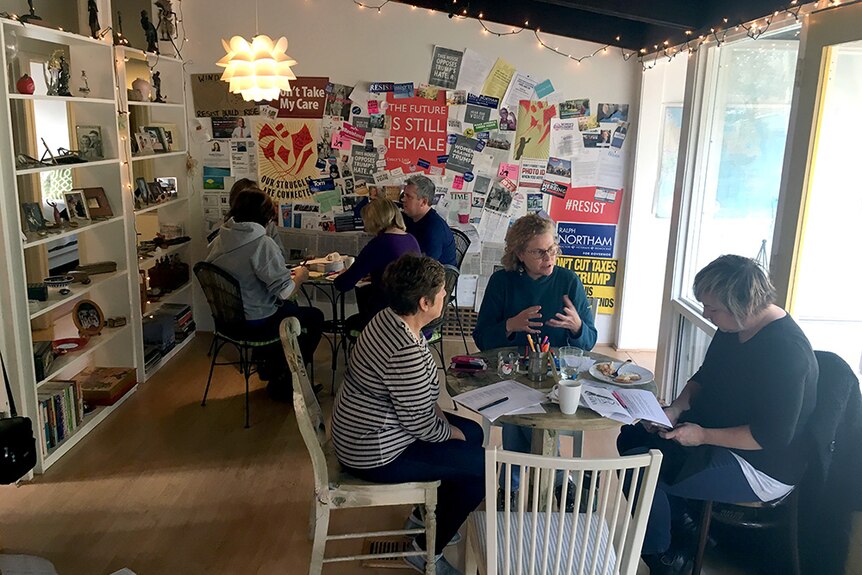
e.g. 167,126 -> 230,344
63,190 -> 90,221
142,126 -> 169,153
75,125 -> 104,161
155,176 -> 178,200
147,182 -> 164,204
81,187 -> 113,218
135,177 -> 150,209
134,132 -> 155,156
72,299 -> 104,337
21,202 -> 47,234
150,123 -> 177,151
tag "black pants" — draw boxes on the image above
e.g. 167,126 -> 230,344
249,301 -> 324,380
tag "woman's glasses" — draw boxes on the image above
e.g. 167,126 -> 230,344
524,245 -> 560,260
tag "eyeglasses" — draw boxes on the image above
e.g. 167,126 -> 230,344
524,246 -> 560,260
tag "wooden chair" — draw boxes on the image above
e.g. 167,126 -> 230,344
279,317 -> 440,575
465,447 -> 662,575
194,261 -> 280,428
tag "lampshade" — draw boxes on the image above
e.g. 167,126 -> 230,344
217,34 -> 297,102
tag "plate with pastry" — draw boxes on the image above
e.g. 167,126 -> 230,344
589,361 -> 654,385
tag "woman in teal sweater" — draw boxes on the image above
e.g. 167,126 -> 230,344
473,213 -> 597,499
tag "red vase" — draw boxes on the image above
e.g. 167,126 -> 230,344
16,74 -> 35,95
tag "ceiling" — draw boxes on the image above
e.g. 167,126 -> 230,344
393,0 -> 811,52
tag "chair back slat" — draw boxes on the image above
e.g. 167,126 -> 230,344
280,317 -> 331,494
193,262 -> 247,337
485,447 -> 662,575
421,264 -> 460,333
450,227 -> 471,269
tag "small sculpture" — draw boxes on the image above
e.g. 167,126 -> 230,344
140,10 -> 159,54
155,0 -> 176,41
78,70 -> 90,97
152,71 -> 164,103
131,77 -> 152,101
46,200 -> 62,226
16,74 -> 35,95
87,0 -> 99,39
20,0 -> 42,24
57,55 -> 71,96
45,50 -> 62,96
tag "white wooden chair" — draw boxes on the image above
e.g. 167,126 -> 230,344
280,317 -> 440,575
465,447 -> 663,575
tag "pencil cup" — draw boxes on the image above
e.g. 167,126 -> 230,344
554,379 -> 582,415
528,351 -> 549,382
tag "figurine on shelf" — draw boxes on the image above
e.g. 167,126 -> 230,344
57,54 -> 71,96
114,11 -> 130,46
16,74 -> 35,95
140,10 -> 159,54
78,70 -> 90,97
155,0 -> 176,41
45,50 -> 62,96
88,0 -> 99,39
152,71 -> 164,103
46,200 -> 62,226
20,0 -> 42,23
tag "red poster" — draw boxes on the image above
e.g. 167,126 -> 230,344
385,92 -> 448,174
271,77 -> 329,119
549,186 -> 623,225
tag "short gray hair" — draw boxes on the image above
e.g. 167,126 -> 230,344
406,174 -> 435,205
693,254 -> 776,327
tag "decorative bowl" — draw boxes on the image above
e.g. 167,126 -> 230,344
43,275 -> 74,289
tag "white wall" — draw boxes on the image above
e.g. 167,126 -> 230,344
616,57 -> 686,350
181,0 -> 642,344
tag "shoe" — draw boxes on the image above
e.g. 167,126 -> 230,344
405,508 -> 461,546
676,510 -> 717,551
554,473 -> 597,513
496,487 -> 519,511
403,540 -> 462,575
642,548 -> 689,575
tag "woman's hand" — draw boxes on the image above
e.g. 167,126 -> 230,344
449,426 -> 466,441
546,295 -> 582,334
643,406 -> 682,434
293,266 -> 309,286
660,422 -> 706,446
506,306 -> 543,334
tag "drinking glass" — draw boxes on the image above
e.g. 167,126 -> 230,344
558,346 -> 585,379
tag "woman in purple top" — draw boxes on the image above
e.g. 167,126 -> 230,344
335,198 -> 420,332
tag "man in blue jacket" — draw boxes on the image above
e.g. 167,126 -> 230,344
401,175 -> 457,267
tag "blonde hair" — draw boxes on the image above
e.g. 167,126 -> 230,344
361,198 -> 406,235
693,254 -> 776,327
501,213 -> 556,271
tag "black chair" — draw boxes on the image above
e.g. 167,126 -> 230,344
691,350 -> 858,575
422,264 -> 460,369
450,227 -> 471,269
194,261 -> 281,428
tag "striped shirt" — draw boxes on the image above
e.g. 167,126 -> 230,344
331,308 -> 451,469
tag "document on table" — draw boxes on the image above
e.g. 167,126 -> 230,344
453,379 -> 547,422
580,384 -> 672,427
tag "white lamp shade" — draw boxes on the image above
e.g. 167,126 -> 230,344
217,34 -> 297,102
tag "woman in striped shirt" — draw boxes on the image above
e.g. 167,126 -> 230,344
331,254 -> 484,575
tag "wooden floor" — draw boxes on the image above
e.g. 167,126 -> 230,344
0,335 -> 752,574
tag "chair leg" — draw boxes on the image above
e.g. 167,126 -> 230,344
465,518 -> 478,575
206,333 -> 216,357
453,303 -> 469,354
788,493 -> 801,575
425,499 -> 437,575
240,346 -> 251,429
202,337 -> 222,406
691,500 -> 713,575
309,500 -> 329,575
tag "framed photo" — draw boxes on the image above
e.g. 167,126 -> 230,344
134,177 -> 150,209
134,132 -> 155,156
21,202 -> 47,233
76,125 -> 104,161
63,190 -> 90,221
150,123 -> 177,151
82,187 -> 113,218
72,299 -> 104,337
155,176 -> 178,200
142,126 -> 169,153
147,182 -> 164,204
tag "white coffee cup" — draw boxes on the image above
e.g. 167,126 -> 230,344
344,256 -> 355,268
555,379 -> 582,415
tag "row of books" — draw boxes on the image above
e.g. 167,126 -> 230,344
37,380 -> 85,454
143,303 -> 195,373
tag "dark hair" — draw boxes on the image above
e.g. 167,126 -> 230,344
228,189 -> 275,227
383,254 -> 445,316
693,254 -> 776,326
228,178 -> 258,208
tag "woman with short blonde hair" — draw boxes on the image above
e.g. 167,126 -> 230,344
335,198 -> 420,333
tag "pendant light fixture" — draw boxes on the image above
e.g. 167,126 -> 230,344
217,0 -> 296,102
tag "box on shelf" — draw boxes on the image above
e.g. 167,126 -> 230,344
143,312 -> 176,354
147,256 -> 189,292
71,367 -> 137,407
33,341 -> 55,381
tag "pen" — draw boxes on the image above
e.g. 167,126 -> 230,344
542,335 -> 549,349
527,334 -> 536,352
612,391 -> 628,409
477,396 -> 509,411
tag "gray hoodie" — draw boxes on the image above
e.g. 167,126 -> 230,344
205,218 -> 295,320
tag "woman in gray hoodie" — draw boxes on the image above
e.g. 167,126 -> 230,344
206,190 -> 323,398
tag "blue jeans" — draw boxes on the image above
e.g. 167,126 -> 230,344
343,412 -> 485,553
500,423 -> 564,491
617,423 -> 759,555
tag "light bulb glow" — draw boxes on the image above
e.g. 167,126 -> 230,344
217,35 -> 297,102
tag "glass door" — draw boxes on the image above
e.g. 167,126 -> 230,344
773,3 -> 862,377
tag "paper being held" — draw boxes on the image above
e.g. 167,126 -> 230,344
579,384 -> 672,428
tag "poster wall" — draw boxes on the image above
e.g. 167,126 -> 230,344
256,119 -> 320,201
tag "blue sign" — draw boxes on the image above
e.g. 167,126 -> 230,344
466,93 -> 499,109
369,82 -> 394,93
309,178 -> 336,193
417,158 -> 430,169
557,222 -> 616,258
447,134 -> 457,145
394,82 -> 414,99
463,171 -> 475,182
534,79 -> 555,99
475,139 -> 486,152
437,154 -> 449,164
351,106 -> 362,115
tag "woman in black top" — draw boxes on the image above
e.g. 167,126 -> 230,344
618,255 -> 817,574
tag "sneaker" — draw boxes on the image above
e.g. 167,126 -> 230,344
405,509 -> 461,546
642,546 -> 692,575
554,472 -> 598,513
403,540 -> 463,575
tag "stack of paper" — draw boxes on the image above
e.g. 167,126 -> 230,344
579,384 -> 672,427
453,380 -> 547,421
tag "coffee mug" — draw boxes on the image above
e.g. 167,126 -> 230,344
554,379 -> 582,415
344,256 -> 355,268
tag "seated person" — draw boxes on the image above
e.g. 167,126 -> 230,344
473,213 -> 597,500
401,174 -> 457,267
206,190 -> 324,399
617,255 -> 817,574
331,255 -> 484,575
334,198 -> 420,333
226,178 -> 286,258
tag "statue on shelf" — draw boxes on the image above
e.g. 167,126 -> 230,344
155,0 -> 176,41
20,0 -> 42,24
45,50 -> 62,96
152,71 -> 164,103
88,0 -> 99,39
78,70 -> 90,97
57,55 -> 71,96
140,10 -> 159,54
46,200 -> 62,226
114,10 -> 130,46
